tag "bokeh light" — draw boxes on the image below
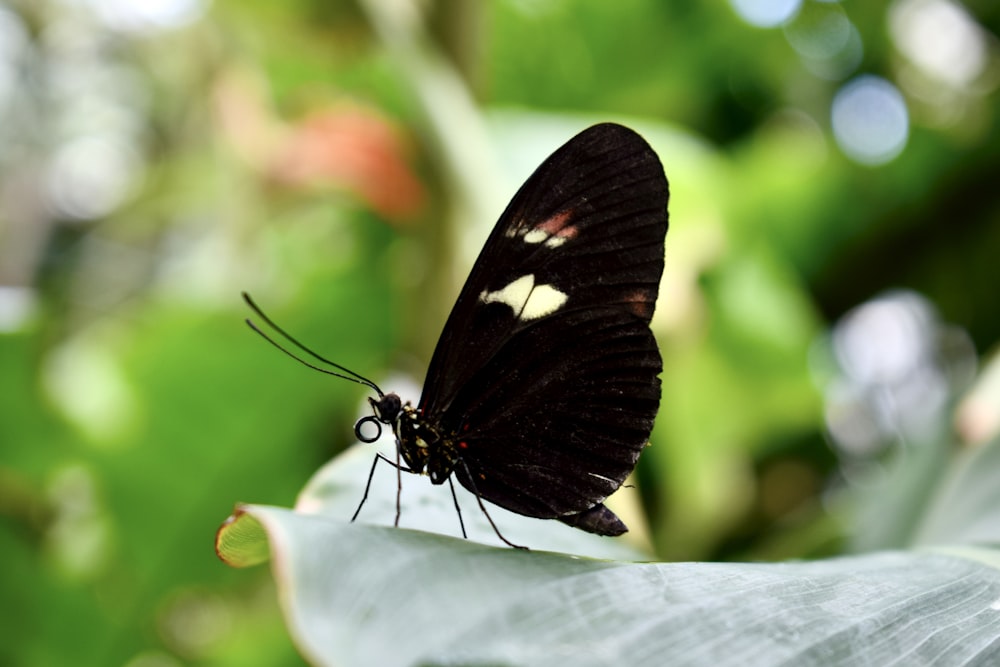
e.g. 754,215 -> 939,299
784,2 -> 863,79
831,75 -> 910,165
784,2 -> 851,61
890,0 -> 988,89
44,135 -> 143,221
63,0 -> 209,33
823,291 -> 976,458
729,0 -> 802,28
0,285 -> 35,331
0,6 -> 28,111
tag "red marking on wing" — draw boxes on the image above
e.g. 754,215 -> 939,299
535,210 -> 577,239
623,289 -> 656,319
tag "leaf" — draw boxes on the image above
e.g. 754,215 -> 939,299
217,447 -> 1000,667
217,506 -> 1000,667
215,509 -> 270,568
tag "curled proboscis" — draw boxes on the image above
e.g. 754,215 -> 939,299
354,416 -> 383,443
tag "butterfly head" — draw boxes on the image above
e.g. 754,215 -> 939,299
353,393 -> 401,443
369,393 -> 402,423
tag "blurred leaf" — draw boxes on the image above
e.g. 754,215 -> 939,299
849,423 -> 1000,554
849,426 -> 953,553
914,432 -> 1000,547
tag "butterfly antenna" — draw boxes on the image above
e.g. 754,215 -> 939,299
241,292 -> 383,397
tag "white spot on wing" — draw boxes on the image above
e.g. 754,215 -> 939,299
481,274 -> 533,312
511,211 -> 577,249
522,283 -> 568,318
479,274 -> 568,321
522,228 -> 567,248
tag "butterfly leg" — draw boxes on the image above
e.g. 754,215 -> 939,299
393,445 -> 403,526
447,476 -> 468,539
351,452 -> 415,524
458,459 -> 528,550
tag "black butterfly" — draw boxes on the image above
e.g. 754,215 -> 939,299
245,122 -> 668,548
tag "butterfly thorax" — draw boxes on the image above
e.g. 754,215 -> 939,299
396,405 -> 462,484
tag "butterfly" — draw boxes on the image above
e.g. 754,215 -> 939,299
245,122 -> 669,548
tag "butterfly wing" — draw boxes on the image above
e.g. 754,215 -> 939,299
418,123 -> 668,534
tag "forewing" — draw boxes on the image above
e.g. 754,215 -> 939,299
418,123 -> 669,518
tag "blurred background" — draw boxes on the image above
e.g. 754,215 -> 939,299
2,0 -> 999,664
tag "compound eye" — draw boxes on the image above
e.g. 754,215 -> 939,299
370,393 -> 402,422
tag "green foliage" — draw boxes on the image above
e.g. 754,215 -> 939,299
2,0 -> 999,665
